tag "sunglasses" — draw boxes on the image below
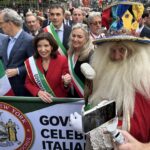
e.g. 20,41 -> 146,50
91,21 -> 101,26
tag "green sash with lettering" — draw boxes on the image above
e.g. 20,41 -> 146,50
25,56 -> 55,97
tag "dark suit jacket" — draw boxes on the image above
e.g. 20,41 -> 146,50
0,33 -> 7,56
0,33 -> 7,41
140,26 -> 150,38
63,24 -> 71,50
42,19 -> 50,28
1,30 -> 34,96
64,19 -> 72,27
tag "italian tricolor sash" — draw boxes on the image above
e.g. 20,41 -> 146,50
43,23 -> 67,57
68,54 -> 84,97
25,56 -> 55,97
0,60 -> 14,96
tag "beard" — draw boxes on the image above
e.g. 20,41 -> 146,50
88,41 -> 150,129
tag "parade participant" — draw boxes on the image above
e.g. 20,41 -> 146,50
0,8 -> 34,96
64,10 -> 72,27
84,34 -> 150,149
68,23 -> 94,98
136,11 -> 150,38
25,13 -> 42,36
25,32 -> 71,103
70,1 -> 150,149
71,8 -> 84,25
43,4 -> 71,57
88,12 -> 105,40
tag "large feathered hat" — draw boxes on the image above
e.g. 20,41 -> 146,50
93,1 -> 150,45
102,1 -> 144,31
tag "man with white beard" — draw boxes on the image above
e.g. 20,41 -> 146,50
84,35 -> 150,149
70,1 -> 150,149
70,34 -> 150,150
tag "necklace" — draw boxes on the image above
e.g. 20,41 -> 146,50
42,59 -> 50,71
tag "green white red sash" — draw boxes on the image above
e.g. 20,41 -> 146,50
68,54 -> 84,97
0,60 -> 14,96
43,23 -> 67,57
25,56 -> 55,97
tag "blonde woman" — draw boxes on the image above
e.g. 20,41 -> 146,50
68,23 -> 94,98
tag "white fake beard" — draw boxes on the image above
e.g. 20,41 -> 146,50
89,41 -> 150,121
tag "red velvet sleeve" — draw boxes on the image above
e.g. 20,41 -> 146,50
130,92 -> 150,143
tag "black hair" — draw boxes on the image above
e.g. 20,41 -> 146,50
34,32 -> 58,59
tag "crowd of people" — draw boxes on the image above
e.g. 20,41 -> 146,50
0,1 -> 150,150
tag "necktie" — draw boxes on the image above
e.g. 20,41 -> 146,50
55,29 -> 63,42
55,29 -> 59,34
7,38 -> 16,59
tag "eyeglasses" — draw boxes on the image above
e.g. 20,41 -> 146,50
91,21 -> 101,26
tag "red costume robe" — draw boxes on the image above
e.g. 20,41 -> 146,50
130,92 -> 150,142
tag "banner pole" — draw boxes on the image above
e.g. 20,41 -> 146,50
0,96 -> 83,103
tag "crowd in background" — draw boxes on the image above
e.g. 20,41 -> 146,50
0,3 -> 150,150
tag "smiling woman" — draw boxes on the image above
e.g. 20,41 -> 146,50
67,23 -> 94,98
24,32 -> 72,103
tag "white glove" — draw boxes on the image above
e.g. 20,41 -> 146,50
70,112 -> 83,133
80,63 -> 96,80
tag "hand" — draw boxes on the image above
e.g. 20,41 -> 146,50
6,68 -> 18,78
37,90 -> 52,103
70,112 -> 83,133
117,130 -> 150,150
62,73 -> 71,87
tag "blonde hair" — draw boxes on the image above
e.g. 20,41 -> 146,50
68,23 -> 94,61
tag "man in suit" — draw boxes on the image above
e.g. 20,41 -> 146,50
43,4 -> 71,56
136,11 -> 150,38
0,8 -> 34,96
64,10 -> 72,27
25,13 -> 41,36
71,8 -> 85,26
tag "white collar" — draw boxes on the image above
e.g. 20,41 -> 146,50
54,23 -> 64,31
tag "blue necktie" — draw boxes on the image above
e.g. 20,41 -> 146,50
7,37 -> 16,59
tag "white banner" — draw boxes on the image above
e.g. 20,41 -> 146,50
26,101 -> 85,150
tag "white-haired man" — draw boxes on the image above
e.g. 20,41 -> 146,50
88,11 -> 105,40
0,8 -> 34,96
70,1 -> 150,149
84,35 -> 150,149
70,35 -> 150,150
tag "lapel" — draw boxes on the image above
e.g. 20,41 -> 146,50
36,56 -> 56,80
63,25 -> 67,46
63,25 -> 71,50
3,37 -> 10,66
8,31 -> 24,63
